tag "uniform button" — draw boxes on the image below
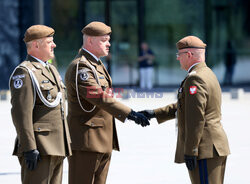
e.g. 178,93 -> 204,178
118,115 -> 121,118
38,127 -> 41,131
41,85 -> 44,88
91,123 -> 94,126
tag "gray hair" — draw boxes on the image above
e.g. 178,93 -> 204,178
26,38 -> 44,49
187,48 -> 205,62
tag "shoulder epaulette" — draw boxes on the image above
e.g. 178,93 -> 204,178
188,71 -> 197,76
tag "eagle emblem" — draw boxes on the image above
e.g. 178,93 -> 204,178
189,86 -> 197,95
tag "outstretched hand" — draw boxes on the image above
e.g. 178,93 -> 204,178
127,110 -> 150,127
138,110 -> 155,120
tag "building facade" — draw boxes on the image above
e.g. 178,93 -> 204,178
1,0 -> 250,89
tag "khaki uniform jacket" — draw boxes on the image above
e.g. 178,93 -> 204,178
154,62 -> 230,163
65,49 -> 131,153
10,55 -> 72,157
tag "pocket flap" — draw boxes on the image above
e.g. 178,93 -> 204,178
33,123 -> 52,132
40,83 -> 53,90
99,76 -> 108,87
84,118 -> 104,128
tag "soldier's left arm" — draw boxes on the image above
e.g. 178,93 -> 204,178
10,67 -> 37,153
184,75 -> 208,156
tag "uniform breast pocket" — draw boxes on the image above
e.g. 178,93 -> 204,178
83,117 -> 104,128
99,77 -> 109,92
40,83 -> 56,101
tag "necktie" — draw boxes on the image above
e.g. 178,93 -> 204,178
45,65 -> 50,73
45,64 -> 54,78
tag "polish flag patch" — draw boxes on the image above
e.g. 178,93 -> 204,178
189,86 -> 197,95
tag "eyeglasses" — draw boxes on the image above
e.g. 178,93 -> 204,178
176,52 -> 188,57
176,51 -> 193,57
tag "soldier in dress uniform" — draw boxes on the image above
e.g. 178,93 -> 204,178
9,25 -> 72,184
65,21 -> 150,184
140,36 -> 230,184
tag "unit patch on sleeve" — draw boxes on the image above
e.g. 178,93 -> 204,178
12,74 -> 25,89
189,86 -> 197,95
13,78 -> 23,89
78,69 -> 90,81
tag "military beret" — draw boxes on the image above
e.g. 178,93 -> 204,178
23,25 -> 55,43
81,21 -> 111,36
176,36 -> 206,50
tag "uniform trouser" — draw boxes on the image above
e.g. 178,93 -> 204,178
188,156 -> 227,184
139,67 -> 154,89
68,150 -> 112,184
18,155 -> 64,184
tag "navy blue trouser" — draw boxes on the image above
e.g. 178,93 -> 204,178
188,156 -> 227,184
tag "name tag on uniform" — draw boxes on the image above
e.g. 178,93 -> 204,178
42,80 -> 50,83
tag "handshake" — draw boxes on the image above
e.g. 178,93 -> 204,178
127,110 -> 156,127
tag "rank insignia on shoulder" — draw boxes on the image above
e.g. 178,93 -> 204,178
189,86 -> 197,95
188,71 -> 197,76
13,78 -> 23,89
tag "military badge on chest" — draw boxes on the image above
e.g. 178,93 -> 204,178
78,69 -> 89,81
47,91 -> 52,101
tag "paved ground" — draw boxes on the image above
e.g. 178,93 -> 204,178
0,89 -> 250,183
